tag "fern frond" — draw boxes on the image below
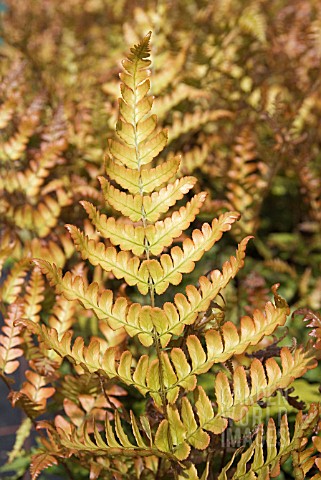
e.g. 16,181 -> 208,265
0,94 -> 45,162
208,347 -> 316,432
293,308 -> 321,351
9,369 -> 55,418
55,409 -> 176,460
8,417 -> 32,463
33,258 -> 130,331
30,452 -> 59,480
81,200 -> 146,256
0,259 -> 30,303
219,404 -> 321,479
156,237 -> 252,338
180,144 -> 210,174
145,192 -> 207,256
105,154 -> 181,194
35,239 -> 255,352
100,175 -> 196,223
65,225 -> 150,294
226,128 -> 268,237
28,298 -> 295,409
0,301 -> 24,375
23,267 -> 45,324
154,349 -> 317,457
0,230 -> 16,275
239,4 -> 267,43
147,211 -> 239,294
63,210 -> 239,295
153,83 -> 208,121
167,109 -> 233,144
48,295 -> 76,340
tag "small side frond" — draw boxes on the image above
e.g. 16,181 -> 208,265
146,192 -> 207,256
105,154 -> 180,194
0,301 -> 24,375
30,452 -> 59,480
23,267 -> 45,324
55,409 -> 176,460
148,211 -> 240,294
199,346 -> 316,435
65,226 -> 150,294
9,369 -> 55,419
0,259 -> 30,303
81,200 -> 146,256
100,176 -> 197,223
219,404 -> 321,479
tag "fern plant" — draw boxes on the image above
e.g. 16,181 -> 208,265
0,33 -> 311,480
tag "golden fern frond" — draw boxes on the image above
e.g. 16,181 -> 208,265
226,128 -> 268,237
145,192 -> 207,256
81,200 -> 146,256
156,237 -> 252,339
65,225 -> 150,294
0,94 -> 45,162
299,159 -> 321,224
48,295 -> 77,339
313,434 -> 321,479
153,83 -> 207,121
34,237 -> 254,348
219,404 -> 321,479
180,144 -> 210,174
0,301 -> 24,375
4,196 -> 64,238
100,175 -> 197,222
147,211 -> 239,294
23,267 -> 45,324
85,191 -> 207,264
55,409 -> 175,461
8,417 -> 33,463
105,154 -> 181,194
0,229 -> 16,275
66,212 -> 239,296
167,109 -> 233,144
33,259 -> 131,334
0,258 -> 30,303
239,4 -> 267,43
154,348 -> 317,458
28,233 -> 74,268
26,295 -> 294,409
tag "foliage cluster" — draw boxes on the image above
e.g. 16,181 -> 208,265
0,1 -> 321,479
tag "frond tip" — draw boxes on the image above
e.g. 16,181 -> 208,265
129,31 -> 152,60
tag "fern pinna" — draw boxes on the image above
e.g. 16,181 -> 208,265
22,34 -> 320,479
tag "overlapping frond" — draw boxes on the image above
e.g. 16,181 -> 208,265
27,307 -> 303,412
219,404 -> 321,479
81,200 -> 146,256
100,175 -> 196,223
105,154 -> 181,194
55,409 -> 175,460
34,236 -> 256,348
154,348 -> 317,457
65,225 -> 150,294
